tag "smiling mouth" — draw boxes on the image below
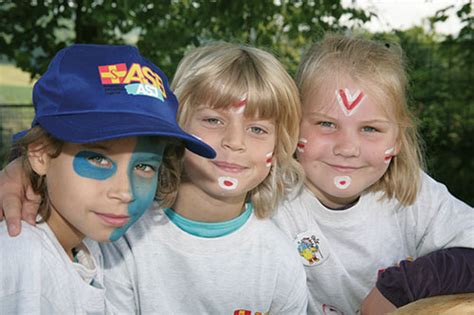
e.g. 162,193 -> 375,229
95,212 -> 130,227
326,163 -> 361,173
212,161 -> 247,173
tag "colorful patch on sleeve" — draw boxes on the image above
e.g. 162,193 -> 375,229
295,231 -> 328,266
335,88 -> 366,116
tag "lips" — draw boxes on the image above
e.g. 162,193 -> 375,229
326,163 -> 361,174
95,212 -> 130,227
212,161 -> 247,173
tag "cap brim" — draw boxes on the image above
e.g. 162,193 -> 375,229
23,113 -> 216,159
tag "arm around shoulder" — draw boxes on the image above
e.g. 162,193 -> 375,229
376,247 -> 474,307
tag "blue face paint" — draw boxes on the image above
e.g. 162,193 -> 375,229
73,151 -> 117,180
109,137 -> 166,241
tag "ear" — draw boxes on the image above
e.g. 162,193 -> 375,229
27,142 -> 52,176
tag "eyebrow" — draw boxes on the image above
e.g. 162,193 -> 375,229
82,143 -> 109,150
309,112 -> 391,124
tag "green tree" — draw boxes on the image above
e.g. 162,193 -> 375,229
0,0 -> 372,78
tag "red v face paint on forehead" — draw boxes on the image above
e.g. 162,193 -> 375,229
231,96 -> 247,114
336,89 -> 366,116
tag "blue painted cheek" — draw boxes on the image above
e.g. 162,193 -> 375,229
73,151 -> 116,180
109,140 -> 165,241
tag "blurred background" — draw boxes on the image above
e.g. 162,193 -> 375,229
0,0 -> 472,205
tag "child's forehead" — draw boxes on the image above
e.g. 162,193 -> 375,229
304,77 -> 394,118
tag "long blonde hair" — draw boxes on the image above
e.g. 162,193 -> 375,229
158,42 -> 304,218
297,34 -> 424,205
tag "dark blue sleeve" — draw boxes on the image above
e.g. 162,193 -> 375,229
376,247 -> 474,307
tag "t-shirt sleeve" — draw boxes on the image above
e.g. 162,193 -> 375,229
376,247 -> 474,307
269,237 -> 309,314
411,173 -> 474,256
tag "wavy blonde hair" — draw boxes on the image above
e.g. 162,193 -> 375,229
158,42 -> 304,218
296,34 -> 424,206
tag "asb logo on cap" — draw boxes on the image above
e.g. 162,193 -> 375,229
98,63 -> 167,101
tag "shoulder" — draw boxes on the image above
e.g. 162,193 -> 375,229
0,221 -> 49,253
251,217 -> 299,257
415,171 -> 471,209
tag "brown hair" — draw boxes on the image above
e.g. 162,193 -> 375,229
10,126 -> 64,221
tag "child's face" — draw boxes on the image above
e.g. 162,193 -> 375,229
181,104 -> 276,202
297,78 -> 399,208
43,136 -> 165,242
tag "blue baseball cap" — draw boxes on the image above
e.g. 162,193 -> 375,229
14,44 -> 215,159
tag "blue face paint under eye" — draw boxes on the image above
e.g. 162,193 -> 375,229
73,151 -> 117,180
109,137 -> 166,241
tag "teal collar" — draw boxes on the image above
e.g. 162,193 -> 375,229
164,203 -> 253,238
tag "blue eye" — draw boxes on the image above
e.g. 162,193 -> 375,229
249,126 -> 267,135
362,126 -> 378,133
318,121 -> 336,128
87,155 -> 113,168
204,117 -> 223,125
134,163 -> 159,178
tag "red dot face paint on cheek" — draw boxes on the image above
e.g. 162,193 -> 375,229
224,180 -> 233,187
297,138 -> 307,153
265,152 -> 273,168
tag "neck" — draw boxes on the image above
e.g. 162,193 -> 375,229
46,206 -> 84,261
305,180 -> 360,210
172,181 -> 247,222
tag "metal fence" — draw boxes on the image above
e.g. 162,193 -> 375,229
0,104 -> 34,166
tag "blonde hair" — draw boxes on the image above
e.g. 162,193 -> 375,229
297,34 -> 424,206
159,42 -> 304,218
10,126 -> 64,222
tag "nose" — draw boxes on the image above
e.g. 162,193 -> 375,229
333,129 -> 360,157
222,122 -> 246,152
107,169 -> 134,203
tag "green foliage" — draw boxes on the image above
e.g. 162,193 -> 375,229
0,0 -> 471,205
0,0 -> 371,78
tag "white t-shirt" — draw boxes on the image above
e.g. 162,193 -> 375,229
0,221 -> 106,314
272,172 -> 474,315
100,205 -> 309,314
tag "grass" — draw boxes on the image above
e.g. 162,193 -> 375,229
0,64 -> 35,104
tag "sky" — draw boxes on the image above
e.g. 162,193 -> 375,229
341,0 -> 467,35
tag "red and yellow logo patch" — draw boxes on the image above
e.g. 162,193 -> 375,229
98,63 -> 167,100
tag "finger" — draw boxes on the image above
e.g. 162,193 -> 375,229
23,185 -> 41,225
3,196 -> 23,237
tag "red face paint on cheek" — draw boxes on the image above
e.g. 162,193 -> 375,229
297,138 -> 307,153
265,152 -> 273,168
384,147 -> 395,164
